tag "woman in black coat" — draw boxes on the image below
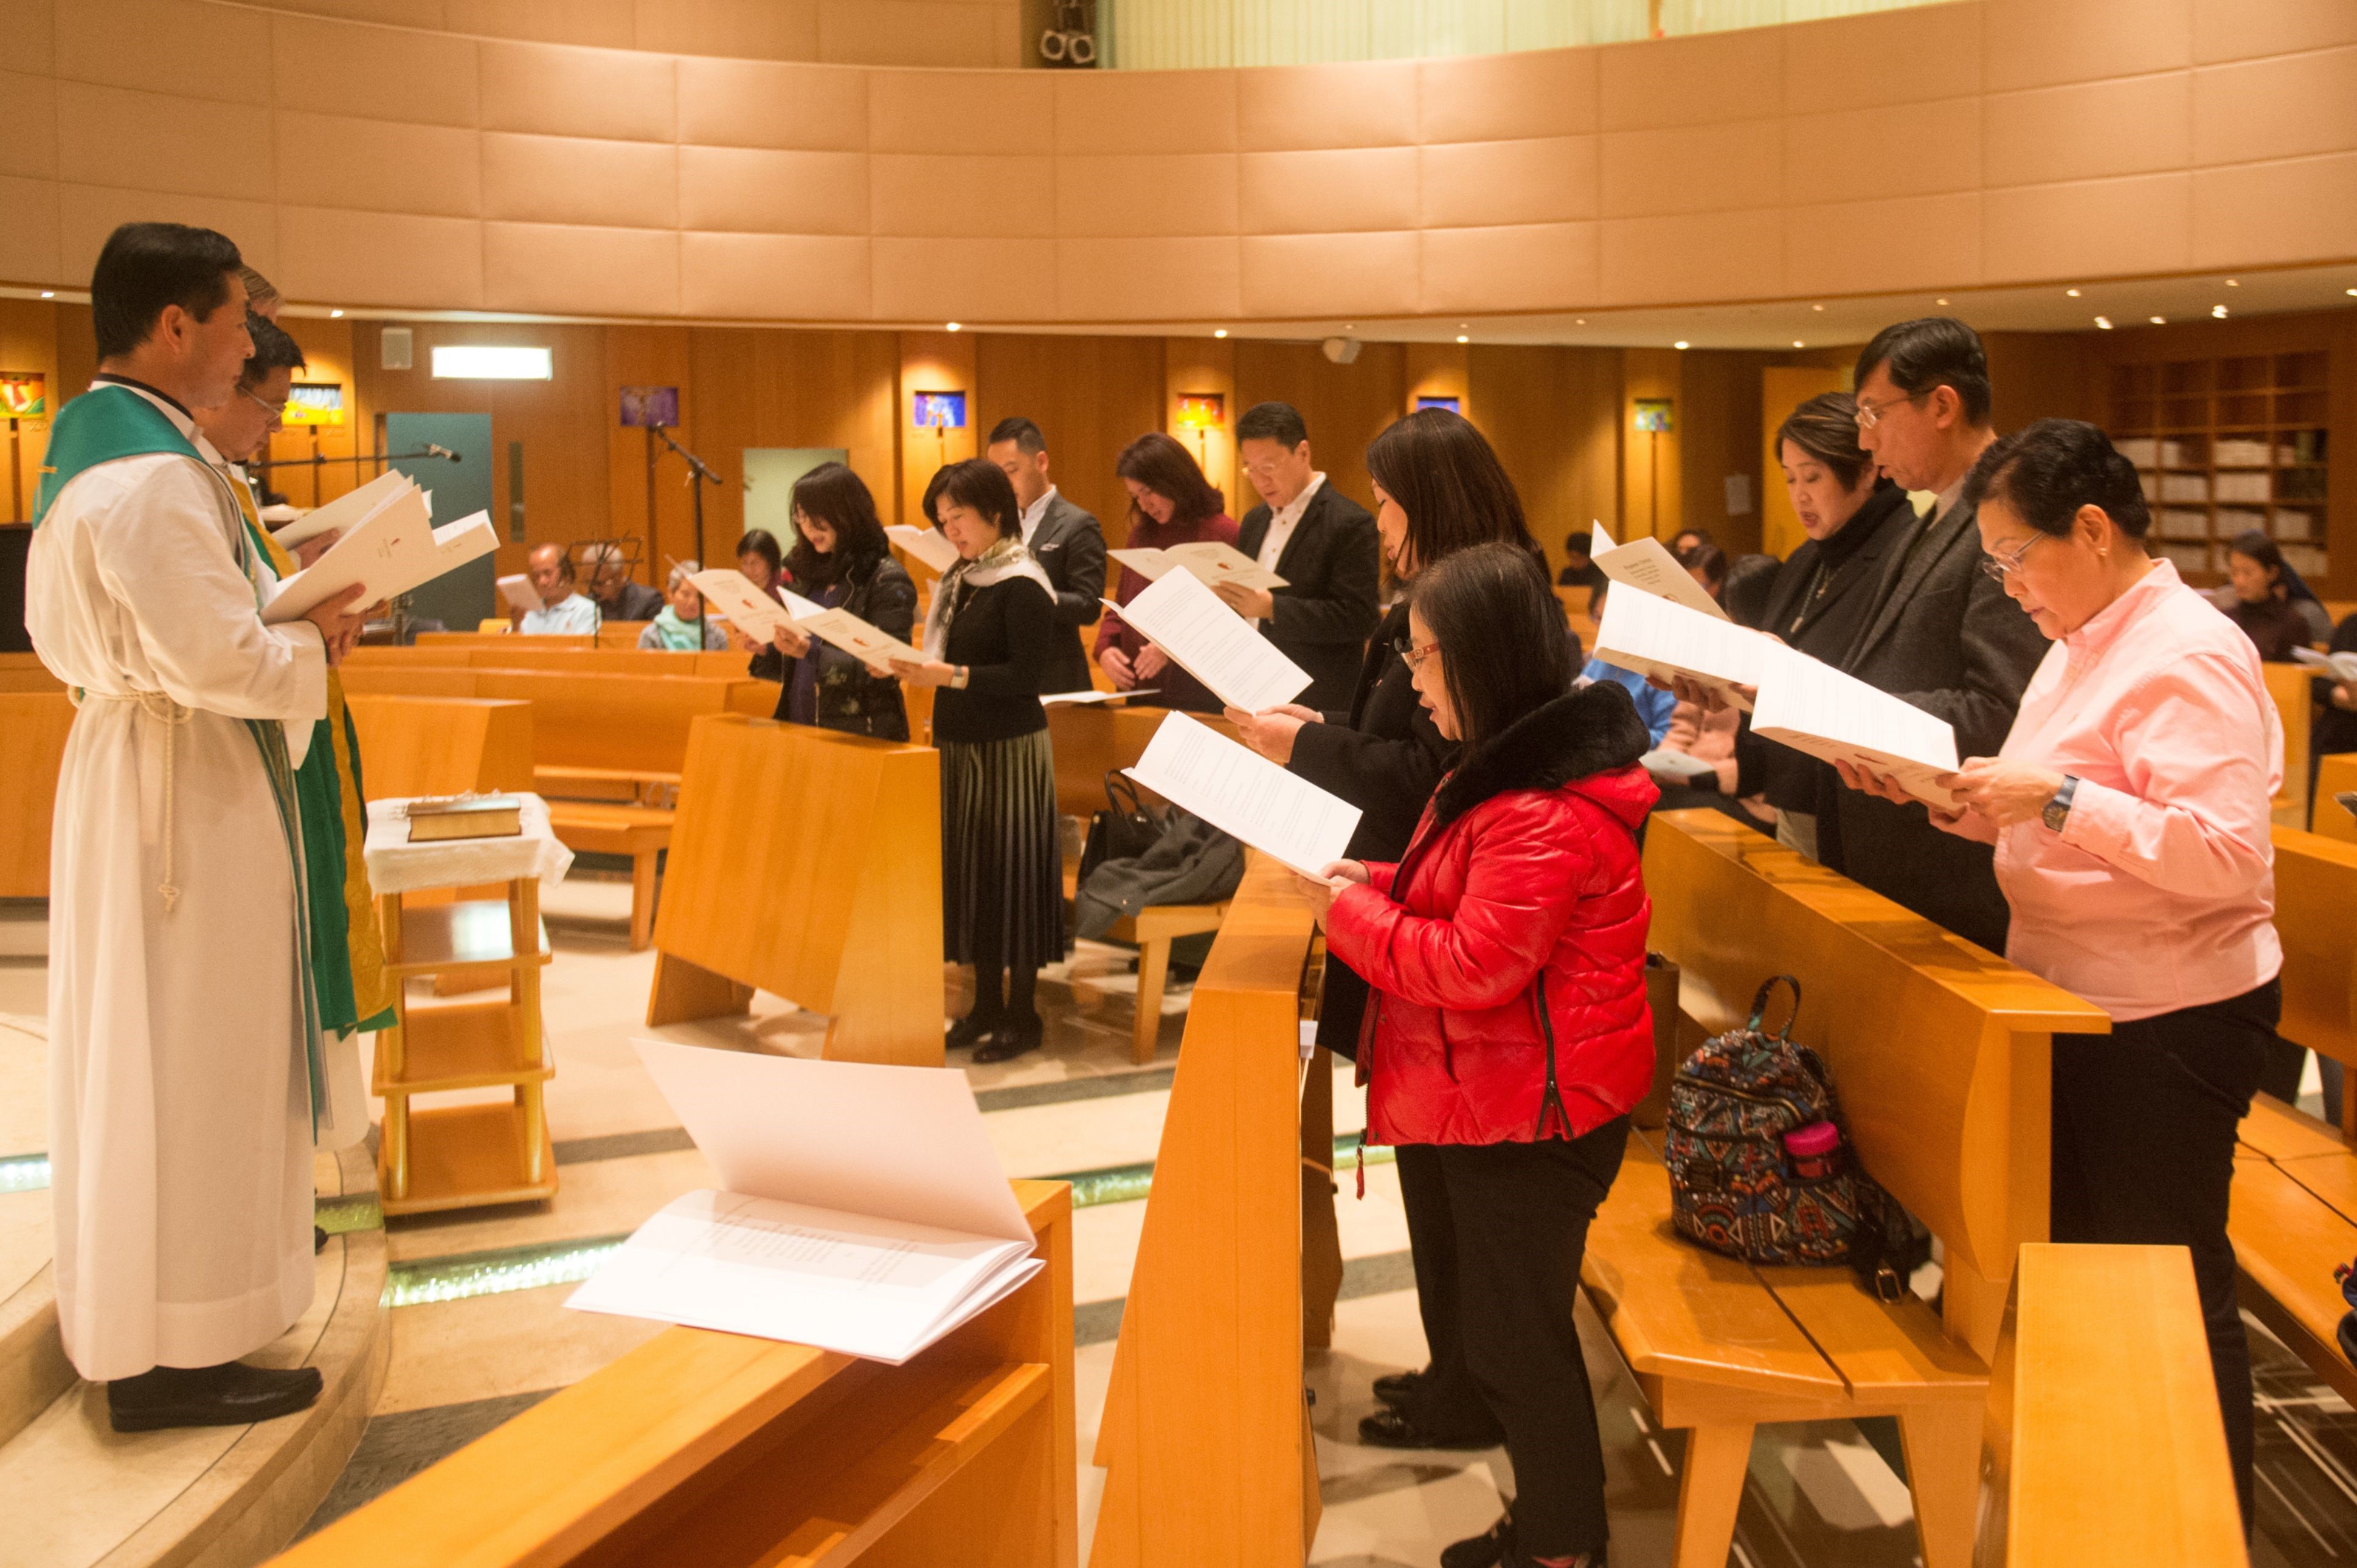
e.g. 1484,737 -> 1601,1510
1223,406 -> 1560,1454
767,463 -> 915,742
877,460 -> 1067,1065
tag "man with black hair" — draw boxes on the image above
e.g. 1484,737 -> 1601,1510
985,415 -> 1104,694
27,222 -> 368,1432
1823,316 -> 2045,950
1219,401 -> 1380,710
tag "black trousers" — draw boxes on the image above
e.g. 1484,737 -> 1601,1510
1394,1144 -> 1503,1444
2052,977 -> 2279,1530
1399,1120 -> 1632,1559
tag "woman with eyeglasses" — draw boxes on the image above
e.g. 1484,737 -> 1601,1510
1301,542 -> 1655,1568
1843,419 -> 2282,1528
1226,406 -> 1551,1455
765,462 -> 915,741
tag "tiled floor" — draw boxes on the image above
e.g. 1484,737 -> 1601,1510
11,874 -> 2357,1566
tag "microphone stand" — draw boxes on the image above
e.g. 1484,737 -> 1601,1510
247,447 -> 459,472
652,426 -> 724,649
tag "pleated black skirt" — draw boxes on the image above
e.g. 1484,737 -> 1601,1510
940,730 -> 1067,974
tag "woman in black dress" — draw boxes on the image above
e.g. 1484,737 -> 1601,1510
1225,406 -> 1556,1452
767,462 -> 915,741
879,460 -> 1066,1065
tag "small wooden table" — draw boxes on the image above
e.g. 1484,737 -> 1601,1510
364,796 -> 571,1215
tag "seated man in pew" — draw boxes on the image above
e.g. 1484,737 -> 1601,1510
1846,418 -> 2283,1525
586,539 -> 663,624
517,542 -> 597,634
1303,544 -> 1656,1568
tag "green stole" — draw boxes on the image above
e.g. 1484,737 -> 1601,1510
36,384 -> 329,1129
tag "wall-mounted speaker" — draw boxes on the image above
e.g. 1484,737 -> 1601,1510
381,326 -> 414,371
1321,337 -> 1363,365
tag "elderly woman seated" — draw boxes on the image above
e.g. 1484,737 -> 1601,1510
637,560 -> 729,651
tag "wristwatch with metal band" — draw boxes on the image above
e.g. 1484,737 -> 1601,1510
2041,774 -> 2078,833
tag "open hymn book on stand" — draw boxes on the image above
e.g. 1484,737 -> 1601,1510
1125,711 -> 1360,880
1103,565 -> 1311,712
568,1042 -> 1041,1365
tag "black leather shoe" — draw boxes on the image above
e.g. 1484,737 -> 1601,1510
108,1361 -> 324,1432
972,1017 -> 1042,1065
945,1014 -> 998,1051
314,1224 -> 328,1254
1372,1367 -> 1425,1407
1442,1511 -> 1515,1568
1355,1406 -> 1503,1451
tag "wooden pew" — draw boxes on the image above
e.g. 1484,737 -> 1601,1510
2263,660 -> 2313,826
1090,855 -> 1327,1568
1981,1243 -> 2248,1567
0,691 -> 74,898
648,714 -> 944,1066
272,1179 -> 1076,1568
1592,811 -> 2107,1568
2227,825 -> 2357,1407
416,630 -> 592,651
2318,752 -> 2357,843
0,651 -> 64,692
342,696 -> 535,799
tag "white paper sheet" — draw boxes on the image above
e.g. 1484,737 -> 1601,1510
1040,688 -> 1158,706
1750,655 -> 1960,806
1124,711 -> 1361,879
690,568 -> 794,640
268,469 -> 411,548
1109,540 -> 1288,592
263,482 -> 469,623
496,573 -> 542,613
1589,514 -> 1727,621
1102,567 -> 1310,711
565,1044 -> 1041,1364
885,525 -> 961,575
2293,648 -> 2357,684
1593,586 -> 1776,711
798,607 -> 922,667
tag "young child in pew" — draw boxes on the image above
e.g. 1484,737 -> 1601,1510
1298,543 -> 1656,1568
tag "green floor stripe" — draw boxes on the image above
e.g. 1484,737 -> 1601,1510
317,1195 -> 384,1235
0,1153 -> 49,1195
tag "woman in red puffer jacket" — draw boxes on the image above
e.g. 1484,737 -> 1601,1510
1305,543 -> 1656,1568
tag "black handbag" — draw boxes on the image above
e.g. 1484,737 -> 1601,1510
1078,772 -> 1161,886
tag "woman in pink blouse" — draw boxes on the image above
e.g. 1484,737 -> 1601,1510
1844,419 -> 2282,1527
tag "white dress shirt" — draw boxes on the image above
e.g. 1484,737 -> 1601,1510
1019,485 -> 1060,548
522,593 -> 599,634
1255,471 -> 1324,575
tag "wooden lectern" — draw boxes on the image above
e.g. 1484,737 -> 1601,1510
646,714 -> 946,1066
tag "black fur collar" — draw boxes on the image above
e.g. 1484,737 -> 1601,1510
1430,680 -> 1650,827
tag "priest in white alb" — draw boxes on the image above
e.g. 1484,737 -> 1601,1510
26,222 -> 368,1432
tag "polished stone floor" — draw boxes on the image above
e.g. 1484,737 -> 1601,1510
7,878 -> 2357,1566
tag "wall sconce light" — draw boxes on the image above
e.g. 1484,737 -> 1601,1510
431,345 -> 552,380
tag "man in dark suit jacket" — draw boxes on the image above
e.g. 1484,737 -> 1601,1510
987,416 -> 1107,696
1819,318 -> 2046,953
1215,401 -> 1381,711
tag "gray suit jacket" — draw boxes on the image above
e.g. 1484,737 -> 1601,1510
1815,494 -> 2049,952
1027,491 -> 1107,696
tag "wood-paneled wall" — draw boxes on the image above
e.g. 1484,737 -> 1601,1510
18,300 -> 2352,593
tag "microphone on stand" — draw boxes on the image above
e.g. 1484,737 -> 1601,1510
424,443 -> 463,463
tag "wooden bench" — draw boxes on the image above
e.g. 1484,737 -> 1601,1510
2263,660 -> 2314,826
0,691 -> 73,898
1592,812 -> 2107,1568
1113,902 -> 1227,1065
1981,1243 -> 2248,1566
272,1179 -> 1076,1568
544,801 -> 674,951
2227,824 -> 2357,1407
2318,751 -> 2356,843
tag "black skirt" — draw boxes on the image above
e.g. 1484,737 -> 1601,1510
940,730 -> 1066,973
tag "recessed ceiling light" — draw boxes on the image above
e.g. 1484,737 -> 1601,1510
1673,340 -> 1690,350
945,322 -> 961,332
1574,317 -> 1586,325
1792,340 -> 1805,348
2346,288 -> 2355,297
2225,278 -> 2240,287
39,291 -> 54,299
2095,316 -> 2113,330
1213,328 -> 1227,339
1454,334 -> 1469,344
2150,315 -> 2166,325
2212,304 -> 2229,319
1810,304 -> 1824,312
1936,298 -> 1950,306
329,308 -> 344,318
1457,323 -> 1467,330
1345,323 -> 1356,331
2066,288 -> 2082,297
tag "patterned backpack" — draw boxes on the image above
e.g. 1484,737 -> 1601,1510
1663,976 -> 1919,1297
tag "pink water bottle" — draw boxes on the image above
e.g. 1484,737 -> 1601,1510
1784,1121 -> 1841,1180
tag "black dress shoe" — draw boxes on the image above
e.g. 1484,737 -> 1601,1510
1372,1367 -> 1426,1407
972,1017 -> 1042,1065
1356,1406 -> 1503,1451
1442,1511 -> 1515,1568
108,1361 -> 324,1432
945,1013 -> 999,1051
314,1224 -> 328,1254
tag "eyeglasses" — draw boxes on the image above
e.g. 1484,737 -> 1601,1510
1978,533 -> 2049,582
241,387 -> 287,421
1395,635 -> 1441,673
1852,389 -> 1931,430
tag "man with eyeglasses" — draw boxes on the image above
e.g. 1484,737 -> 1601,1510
1217,401 -> 1380,711
1820,316 -> 2045,952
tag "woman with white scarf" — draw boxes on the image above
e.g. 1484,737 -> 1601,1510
881,460 -> 1067,1063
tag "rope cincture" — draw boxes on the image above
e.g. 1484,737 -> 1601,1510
72,686 -> 194,914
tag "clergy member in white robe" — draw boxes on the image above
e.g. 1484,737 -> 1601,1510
26,221 -> 368,1431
